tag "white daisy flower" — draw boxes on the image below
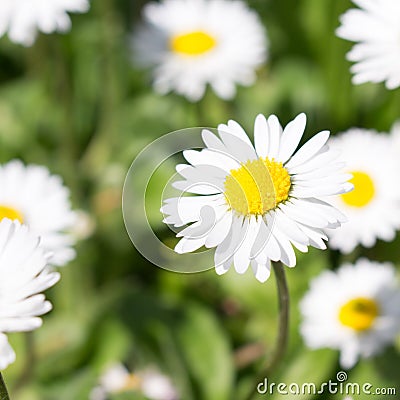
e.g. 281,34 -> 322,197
0,160 -> 77,266
0,0 -> 90,46
325,129 -> 400,253
133,0 -> 267,102
90,363 -> 178,400
300,259 -> 400,369
336,0 -> 400,89
0,219 -> 60,370
139,369 -> 179,400
161,113 -> 352,282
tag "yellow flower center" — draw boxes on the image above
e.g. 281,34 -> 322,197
119,374 -> 141,393
0,205 -> 24,223
341,171 -> 375,207
224,158 -> 291,216
339,297 -> 379,331
170,31 -> 216,56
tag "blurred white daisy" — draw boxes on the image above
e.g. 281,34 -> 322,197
69,209 -> 96,241
336,0 -> 400,89
0,219 -> 60,370
161,113 -> 352,282
90,363 -> 179,400
0,160 -> 77,266
0,0 -> 90,46
133,0 -> 267,101
326,129 -> 400,253
300,259 -> 400,369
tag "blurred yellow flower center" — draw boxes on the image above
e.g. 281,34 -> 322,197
171,31 -> 216,55
224,158 -> 291,216
119,374 -> 141,392
0,205 -> 23,223
339,297 -> 379,331
341,171 -> 375,207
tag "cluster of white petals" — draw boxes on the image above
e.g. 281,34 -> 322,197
0,0 -> 90,46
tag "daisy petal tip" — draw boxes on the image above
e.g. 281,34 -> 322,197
284,258 -> 297,268
256,275 -> 270,283
215,267 -> 227,276
296,112 -> 307,123
174,241 -> 185,254
255,268 -> 271,283
267,114 -> 279,123
320,130 -> 330,138
255,113 -> 266,121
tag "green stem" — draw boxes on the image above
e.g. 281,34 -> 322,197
244,261 -> 290,400
0,373 -> 10,400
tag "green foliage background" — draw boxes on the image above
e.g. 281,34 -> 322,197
0,0 -> 399,399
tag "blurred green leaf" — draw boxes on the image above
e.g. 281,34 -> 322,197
176,303 -> 234,400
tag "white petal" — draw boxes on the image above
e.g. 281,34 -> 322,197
201,129 -> 226,152
215,259 -> 231,276
227,120 -> 253,147
172,181 -> 221,195
273,227 -> 297,267
183,149 -> 240,172
278,113 -> 307,163
254,114 -> 269,158
266,115 -> 282,159
251,259 -> 272,283
174,236 -> 206,254
261,214 -> 282,261
0,333 -> 16,370
279,202 -> 330,229
218,126 -> 257,163
205,211 -> 233,248
285,130 -> 330,169
215,217 -> 244,267
293,162 -> 346,181
274,209 -> 309,244
340,342 -> 360,369
289,149 -> 340,175
176,206 -> 222,239
233,217 -> 261,274
297,223 -> 327,250
161,194 -> 225,227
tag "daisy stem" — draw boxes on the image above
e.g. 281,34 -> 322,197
244,261 -> 289,400
0,373 -> 10,400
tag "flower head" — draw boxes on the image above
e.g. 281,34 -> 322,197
300,259 -> 400,369
0,0 -> 90,46
0,219 -> 60,370
336,0 -> 400,89
161,113 -> 352,282
133,0 -> 267,101
325,128 -> 400,253
90,363 -> 178,400
0,160 -> 77,266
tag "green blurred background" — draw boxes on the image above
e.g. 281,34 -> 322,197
1,0 -> 399,399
